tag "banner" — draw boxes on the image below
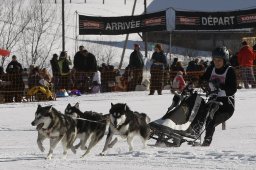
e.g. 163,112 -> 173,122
175,8 -> 256,30
0,49 -> 11,57
79,11 -> 166,35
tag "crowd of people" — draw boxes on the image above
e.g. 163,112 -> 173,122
0,41 -> 256,103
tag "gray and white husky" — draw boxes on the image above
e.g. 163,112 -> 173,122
31,105 -> 77,159
64,103 -> 109,157
100,103 -> 151,155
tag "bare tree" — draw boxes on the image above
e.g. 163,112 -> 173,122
81,40 -> 117,66
19,0 -> 61,68
0,0 -> 31,67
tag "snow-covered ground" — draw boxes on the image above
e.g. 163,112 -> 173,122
1,89 -> 256,170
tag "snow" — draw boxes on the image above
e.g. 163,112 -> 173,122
1,89 -> 256,170
147,0 -> 256,12
1,1 -> 256,169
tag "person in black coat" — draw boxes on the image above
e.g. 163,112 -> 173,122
73,45 -> 86,72
5,55 -> 24,102
149,43 -> 167,95
200,46 -> 237,146
50,53 -> 60,89
85,51 -> 97,72
6,55 -> 23,74
127,44 -> 144,91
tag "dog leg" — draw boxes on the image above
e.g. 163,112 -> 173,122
80,133 -> 89,150
140,136 -> 148,149
37,132 -> 46,152
74,141 -> 81,149
47,136 -> 63,160
100,131 -> 114,156
62,143 -> 68,159
108,137 -> 118,148
127,135 -> 134,152
67,132 -> 77,155
81,134 -> 97,158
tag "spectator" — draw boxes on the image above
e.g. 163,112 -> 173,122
127,43 -> 144,91
6,55 -> 22,74
58,51 -> 72,90
169,58 -> 178,82
171,71 -> 186,93
41,68 -> 52,84
186,58 -> 200,72
5,55 -> 24,102
237,41 -> 256,88
84,50 -> 97,73
50,54 -> 60,89
229,52 -> 239,67
0,66 -> 4,75
174,61 -> 186,75
91,69 -> 101,94
28,67 -> 42,88
73,45 -> 86,72
170,58 -> 178,71
149,43 -> 167,95
27,67 -> 53,100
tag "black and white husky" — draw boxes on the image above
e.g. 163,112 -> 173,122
31,105 -> 77,159
65,103 -> 109,157
100,103 -> 151,155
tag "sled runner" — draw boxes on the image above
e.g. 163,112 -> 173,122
149,83 -> 222,147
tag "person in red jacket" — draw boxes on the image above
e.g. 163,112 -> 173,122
237,41 -> 256,88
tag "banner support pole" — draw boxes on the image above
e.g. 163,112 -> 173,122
144,0 -> 148,58
75,11 -> 78,54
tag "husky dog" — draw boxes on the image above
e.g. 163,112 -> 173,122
31,105 -> 77,159
100,103 -> 151,155
65,103 -> 109,157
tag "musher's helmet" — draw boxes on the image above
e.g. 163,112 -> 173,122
212,46 -> 229,63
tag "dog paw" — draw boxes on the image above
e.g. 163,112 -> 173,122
39,146 -> 45,152
81,146 -> 88,150
99,152 -> 106,156
46,154 -> 52,160
71,147 -> 76,154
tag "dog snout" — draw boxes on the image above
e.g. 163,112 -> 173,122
114,120 -> 118,127
31,121 -> 35,126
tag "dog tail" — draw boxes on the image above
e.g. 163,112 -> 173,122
140,113 -> 151,124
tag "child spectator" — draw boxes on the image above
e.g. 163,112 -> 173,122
171,71 -> 186,93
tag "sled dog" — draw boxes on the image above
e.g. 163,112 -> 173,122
31,105 -> 77,159
65,103 -> 109,157
101,103 -> 151,155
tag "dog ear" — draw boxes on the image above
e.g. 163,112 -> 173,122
37,104 -> 42,109
124,104 -> 127,111
111,103 -> 114,107
75,102 -> 79,109
67,103 -> 71,108
48,105 -> 53,112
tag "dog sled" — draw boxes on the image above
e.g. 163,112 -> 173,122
149,83 -> 222,147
